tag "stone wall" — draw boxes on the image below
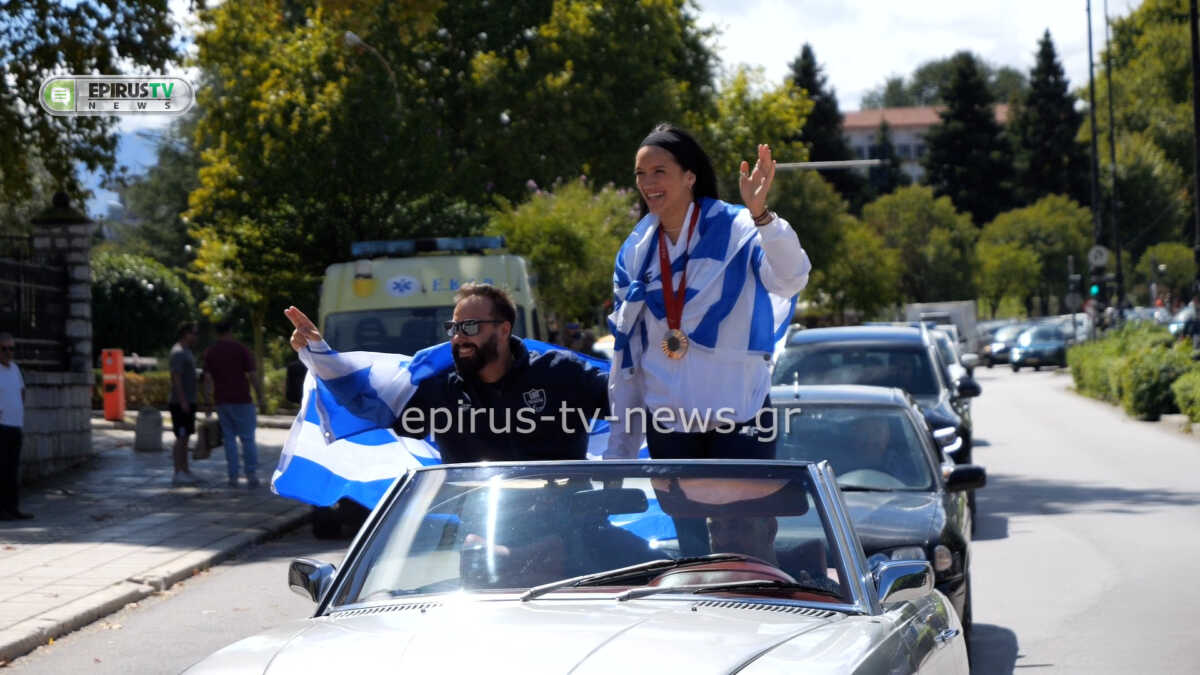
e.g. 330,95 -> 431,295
19,371 -> 93,481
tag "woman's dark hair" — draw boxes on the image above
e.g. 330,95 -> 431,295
635,122 -> 719,219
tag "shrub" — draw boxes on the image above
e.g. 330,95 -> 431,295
1172,370 -> 1200,423
262,366 -> 296,415
92,251 -> 195,357
1117,342 -> 1193,420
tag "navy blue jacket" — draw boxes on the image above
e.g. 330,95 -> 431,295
393,338 -> 609,464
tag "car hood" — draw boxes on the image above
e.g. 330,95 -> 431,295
184,598 -> 875,674
842,490 -> 939,552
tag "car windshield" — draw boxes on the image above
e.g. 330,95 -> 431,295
324,308 -> 527,354
330,463 -> 850,607
772,344 -> 940,396
993,325 -> 1025,342
774,405 -> 936,491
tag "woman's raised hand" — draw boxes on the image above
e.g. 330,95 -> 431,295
739,143 -> 776,218
284,306 -> 322,352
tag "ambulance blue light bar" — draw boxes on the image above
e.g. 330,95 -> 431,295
351,236 -> 507,258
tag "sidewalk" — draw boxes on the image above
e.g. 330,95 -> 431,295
0,417 -> 311,664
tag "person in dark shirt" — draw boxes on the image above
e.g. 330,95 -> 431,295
285,283 -> 610,463
202,320 -> 266,488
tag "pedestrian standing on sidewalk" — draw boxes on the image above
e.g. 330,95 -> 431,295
0,332 -> 32,520
169,322 -> 202,487
202,320 -> 264,488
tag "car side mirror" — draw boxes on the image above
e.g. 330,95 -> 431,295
874,560 -> 934,607
959,353 -> 979,370
945,465 -> 986,492
289,558 -> 337,603
955,377 -> 982,398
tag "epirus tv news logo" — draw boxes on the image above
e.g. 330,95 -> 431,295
39,76 -> 194,115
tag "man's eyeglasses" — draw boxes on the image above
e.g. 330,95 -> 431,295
444,319 -> 505,337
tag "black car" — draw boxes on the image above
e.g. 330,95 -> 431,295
770,384 -> 986,632
1010,323 -> 1068,371
982,323 -> 1029,367
772,325 -> 980,464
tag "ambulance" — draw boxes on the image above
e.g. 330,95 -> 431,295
318,236 -> 545,354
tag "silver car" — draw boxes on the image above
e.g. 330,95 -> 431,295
184,461 -> 969,674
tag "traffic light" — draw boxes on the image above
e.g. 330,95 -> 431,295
1090,267 -> 1108,313
1069,273 -> 1082,295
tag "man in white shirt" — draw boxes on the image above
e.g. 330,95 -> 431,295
0,332 -> 32,520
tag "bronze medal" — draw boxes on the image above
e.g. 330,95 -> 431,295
662,328 -> 689,359
657,205 -> 701,362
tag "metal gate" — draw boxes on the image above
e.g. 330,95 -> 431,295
0,236 -> 68,370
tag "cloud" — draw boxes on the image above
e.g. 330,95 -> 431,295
695,0 -> 1122,109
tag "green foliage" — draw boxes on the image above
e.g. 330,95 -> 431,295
262,366 -> 294,415
819,219 -> 901,322
788,44 -> 865,208
1111,132 -> 1189,261
860,52 -> 1028,108
865,121 -> 910,200
922,52 -> 1014,225
103,111 -> 203,271
0,0 -> 182,205
1118,342 -> 1192,420
93,370 -> 174,410
979,195 -> 1092,313
91,251 -> 195,356
1135,242 -> 1196,302
489,179 -> 634,323
1068,321 -> 1175,404
974,241 -> 1041,318
860,186 -> 977,302
773,171 -> 847,280
688,66 -> 811,199
1010,30 -> 1088,207
1171,370 -> 1200,423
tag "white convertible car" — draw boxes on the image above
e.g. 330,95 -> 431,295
184,460 -> 969,674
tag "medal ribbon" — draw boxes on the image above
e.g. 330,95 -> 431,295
656,204 -> 701,332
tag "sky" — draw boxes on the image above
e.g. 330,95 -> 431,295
82,0 -> 1135,217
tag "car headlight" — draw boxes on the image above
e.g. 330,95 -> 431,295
933,545 -> 953,573
886,546 -> 926,561
990,341 -> 1005,351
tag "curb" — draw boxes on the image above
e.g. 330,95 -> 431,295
0,505 -> 312,664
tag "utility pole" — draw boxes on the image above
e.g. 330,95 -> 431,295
1087,0 -> 1104,246
1104,0 -> 1125,315
1190,0 -> 1200,294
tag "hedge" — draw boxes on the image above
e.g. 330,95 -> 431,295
94,367 -> 297,415
1068,322 -> 1198,421
1172,370 -> 1200,423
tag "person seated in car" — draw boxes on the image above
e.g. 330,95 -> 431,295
706,515 -> 837,592
837,417 -> 922,487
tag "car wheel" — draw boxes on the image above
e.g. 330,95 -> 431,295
1034,365 -> 1041,372
1011,364 -> 1020,372
985,358 -> 993,369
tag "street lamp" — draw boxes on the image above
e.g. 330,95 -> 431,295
343,30 -> 402,111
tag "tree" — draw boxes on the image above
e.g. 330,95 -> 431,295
860,186 -> 977,302
103,111 -> 203,271
1111,132 -> 1189,264
687,66 -> 811,200
979,194 -> 1092,315
820,219 -> 902,323
91,250 -> 195,355
1134,242 -> 1195,303
0,1 -> 183,205
772,171 -> 849,282
788,44 -> 865,207
489,179 -> 633,324
1010,30 -> 1088,207
866,121 -> 910,199
860,52 -> 1028,108
974,241 -> 1042,318
923,52 -> 1015,225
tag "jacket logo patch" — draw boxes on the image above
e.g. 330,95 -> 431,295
522,388 -> 547,412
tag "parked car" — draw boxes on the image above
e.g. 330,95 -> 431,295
184,460 -> 970,674
770,384 -> 986,632
1010,324 -> 1068,371
773,326 -> 979,465
1168,305 -> 1196,337
930,327 -> 980,381
982,323 -> 1029,367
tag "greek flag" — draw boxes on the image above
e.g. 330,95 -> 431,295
609,198 -> 801,373
270,338 -> 632,509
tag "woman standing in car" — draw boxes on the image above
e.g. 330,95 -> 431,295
605,123 -> 811,461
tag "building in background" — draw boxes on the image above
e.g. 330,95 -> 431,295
843,105 -> 1010,183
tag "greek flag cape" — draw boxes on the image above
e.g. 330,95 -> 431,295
270,338 -> 639,509
609,198 -> 798,372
